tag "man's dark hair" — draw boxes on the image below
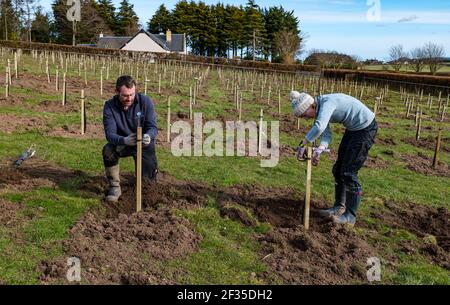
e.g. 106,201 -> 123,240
116,75 -> 136,91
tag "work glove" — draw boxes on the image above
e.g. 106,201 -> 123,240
142,134 -> 151,146
124,133 -> 136,146
296,139 -> 308,161
312,146 -> 327,166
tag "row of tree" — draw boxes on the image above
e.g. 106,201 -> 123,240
388,42 -> 446,74
304,50 -> 359,70
1,0 -> 142,45
147,1 -> 304,63
0,0 -> 304,64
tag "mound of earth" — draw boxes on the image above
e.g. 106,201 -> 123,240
402,152 -> 450,177
0,114 -> 47,134
402,136 -> 450,153
0,158 -> 82,193
370,200 -> 450,270
39,172 -> 210,284
47,123 -> 105,139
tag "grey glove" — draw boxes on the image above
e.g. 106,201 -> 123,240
312,146 -> 330,166
143,134 -> 151,146
124,133 -> 136,146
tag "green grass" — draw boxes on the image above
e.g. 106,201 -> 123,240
171,201 -> 271,284
0,185 -> 97,284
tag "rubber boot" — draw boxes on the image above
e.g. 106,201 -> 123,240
332,188 -> 362,226
318,183 -> 346,218
105,165 -> 121,202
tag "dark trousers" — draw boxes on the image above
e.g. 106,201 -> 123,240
332,119 -> 377,194
102,142 -> 158,179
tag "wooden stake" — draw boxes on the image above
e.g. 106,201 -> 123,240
136,126 -> 142,212
144,78 -> 148,95
189,86 -> 193,120
238,93 -> 243,121
374,97 -> 380,117
62,72 -> 66,106
5,71 -> 9,98
80,90 -> 85,135
258,109 -> 263,154
7,59 -> 11,85
158,73 -> 161,94
415,109 -> 421,141
278,90 -> 281,115
432,129 -> 442,168
303,147 -> 312,230
415,105 -> 420,127
55,68 -> 59,91
167,97 -> 171,143
14,52 -> 18,79
46,60 -> 50,83
100,67 -> 103,96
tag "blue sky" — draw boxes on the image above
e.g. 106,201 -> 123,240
40,0 -> 450,60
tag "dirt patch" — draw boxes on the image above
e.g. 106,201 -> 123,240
402,152 -> 450,177
370,200 -> 450,270
219,202 -> 257,227
0,95 -> 23,106
278,114 -> 310,135
13,72 -> 116,98
47,123 -> 105,139
0,198 -> 24,229
363,155 -> 389,169
97,172 -> 209,217
257,224 -> 376,284
211,184 -> 380,284
39,208 -> 201,284
0,157 -> 82,193
279,145 -> 297,158
377,122 -> 393,129
33,100 -> 78,113
39,171 -> 209,284
376,137 -> 397,146
402,136 -> 450,153
0,114 -> 47,134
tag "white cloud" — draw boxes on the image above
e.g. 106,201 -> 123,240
397,15 -> 419,23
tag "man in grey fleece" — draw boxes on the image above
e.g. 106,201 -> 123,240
291,91 -> 378,226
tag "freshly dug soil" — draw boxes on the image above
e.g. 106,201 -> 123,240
402,152 -> 450,178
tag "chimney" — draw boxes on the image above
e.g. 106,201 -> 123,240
166,29 -> 172,48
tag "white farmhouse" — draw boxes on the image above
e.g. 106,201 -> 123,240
97,29 -> 187,54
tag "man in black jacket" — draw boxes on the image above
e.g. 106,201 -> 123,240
103,75 -> 158,202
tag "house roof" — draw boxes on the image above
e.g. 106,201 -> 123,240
96,29 -> 185,53
97,36 -> 131,49
156,33 -> 185,53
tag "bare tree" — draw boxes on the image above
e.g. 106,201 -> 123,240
388,45 -> 407,72
274,29 -> 307,65
422,42 -> 445,75
410,47 -> 426,73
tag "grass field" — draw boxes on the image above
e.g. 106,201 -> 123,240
0,50 -> 449,285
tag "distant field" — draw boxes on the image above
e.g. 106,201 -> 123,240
363,65 -> 450,74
